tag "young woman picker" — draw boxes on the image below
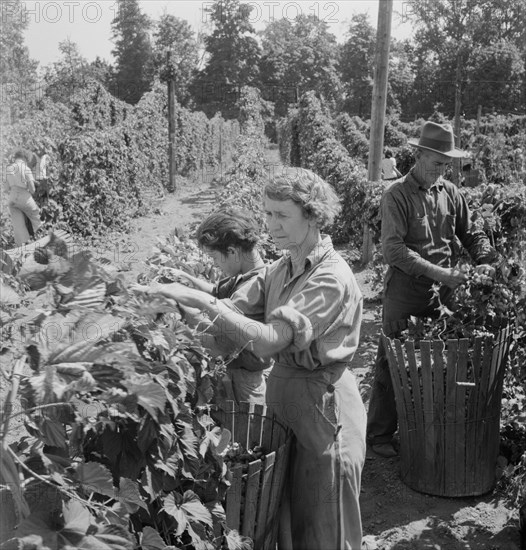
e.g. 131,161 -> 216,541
167,208 -> 269,405
132,168 -> 367,549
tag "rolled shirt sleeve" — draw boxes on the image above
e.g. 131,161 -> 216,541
229,236 -> 363,370
266,272 -> 347,352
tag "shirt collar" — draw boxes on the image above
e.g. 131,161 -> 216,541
407,170 -> 445,193
284,234 -> 333,282
236,262 -> 265,284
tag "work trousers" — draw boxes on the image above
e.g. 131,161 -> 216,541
219,368 -> 267,406
367,269 -> 453,445
8,189 -> 42,246
267,363 -> 366,550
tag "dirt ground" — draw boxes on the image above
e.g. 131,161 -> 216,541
97,160 -> 521,549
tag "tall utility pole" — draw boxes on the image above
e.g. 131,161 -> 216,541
167,52 -> 177,193
362,0 -> 394,264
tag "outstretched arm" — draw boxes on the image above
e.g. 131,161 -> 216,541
131,282 -> 292,358
165,267 -> 214,294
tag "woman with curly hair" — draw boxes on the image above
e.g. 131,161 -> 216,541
133,168 -> 366,549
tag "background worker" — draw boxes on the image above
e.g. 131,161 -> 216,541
5,149 -> 42,246
381,148 -> 402,181
367,121 -> 500,458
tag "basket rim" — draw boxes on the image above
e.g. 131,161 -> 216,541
381,325 -> 510,344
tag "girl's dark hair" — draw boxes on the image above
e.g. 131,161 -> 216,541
384,148 -> 393,158
196,208 -> 260,253
13,148 -> 28,161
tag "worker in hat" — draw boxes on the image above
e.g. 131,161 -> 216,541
367,121 -> 501,458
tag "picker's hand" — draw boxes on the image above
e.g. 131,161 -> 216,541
436,267 -> 468,289
138,281 -> 208,310
129,281 -> 165,295
165,268 -> 195,286
474,264 -> 496,281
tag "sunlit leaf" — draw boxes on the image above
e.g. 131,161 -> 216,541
0,282 -> 20,305
123,378 -> 166,421
116,478 -> 147,511
181,491 -> 213,527
62,499 -> 91,533
224,528 -> 253,550
199,426 -> 222,458
140,526 -> 166,550
74,462 -> 114,497
162,494 -> 187,537
40,417 -> 67,448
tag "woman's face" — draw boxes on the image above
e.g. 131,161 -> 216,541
264,197 -> 314,251
204,246 -> 241,277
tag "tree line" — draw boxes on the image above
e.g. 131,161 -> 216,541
2,0 -> 525,125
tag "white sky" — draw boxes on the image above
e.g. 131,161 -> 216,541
18,0 -> 415,68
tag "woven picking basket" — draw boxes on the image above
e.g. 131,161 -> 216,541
214,401 -> 292,549
384,326 -> 511,497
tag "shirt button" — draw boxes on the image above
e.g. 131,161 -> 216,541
327,384 -> 335,393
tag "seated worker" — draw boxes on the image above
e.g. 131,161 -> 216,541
169,208 -> 269,405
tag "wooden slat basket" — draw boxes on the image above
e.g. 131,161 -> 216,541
213,401 -> 292,550
384,326 -> 511,497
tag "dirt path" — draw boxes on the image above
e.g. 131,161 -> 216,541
97,153 -> 521,549
94,178 -> 217,282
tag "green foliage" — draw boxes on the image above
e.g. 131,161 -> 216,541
0,0 -> 39,122
152,14 -> 199,105
278,91 -> 380,246
212,88 -> 279,261
70,79 -> 130,130
42,39 -> 114,105
259,15 -> 342,118
464,40 -> 525,116
461,115 -> 526,185
395,146 -> 416,176
214,88 -> 268,223
406,0 -> 526,117
0,235 -> 246,549
334,113 -> 370,163
2,82 -> 240,245
193,0 -> 261,119
339,13 -> 375,118
384,119 -> 408,148
111,0 -> 154,104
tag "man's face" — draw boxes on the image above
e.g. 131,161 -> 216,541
417,149 -> 452,186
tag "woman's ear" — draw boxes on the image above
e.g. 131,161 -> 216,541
226,246 -> 238,257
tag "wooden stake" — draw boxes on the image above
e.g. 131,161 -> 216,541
476,104 -> 482,134
362,0 -> 394,265
167,52 -> 177,193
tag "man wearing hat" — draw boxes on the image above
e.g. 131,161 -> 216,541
367,121 -> 500,458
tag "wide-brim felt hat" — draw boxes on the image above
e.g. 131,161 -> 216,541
408,121 -> 468,158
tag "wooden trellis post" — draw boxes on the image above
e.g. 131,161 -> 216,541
167,52 -> 177,193
363,0 -> 393,265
